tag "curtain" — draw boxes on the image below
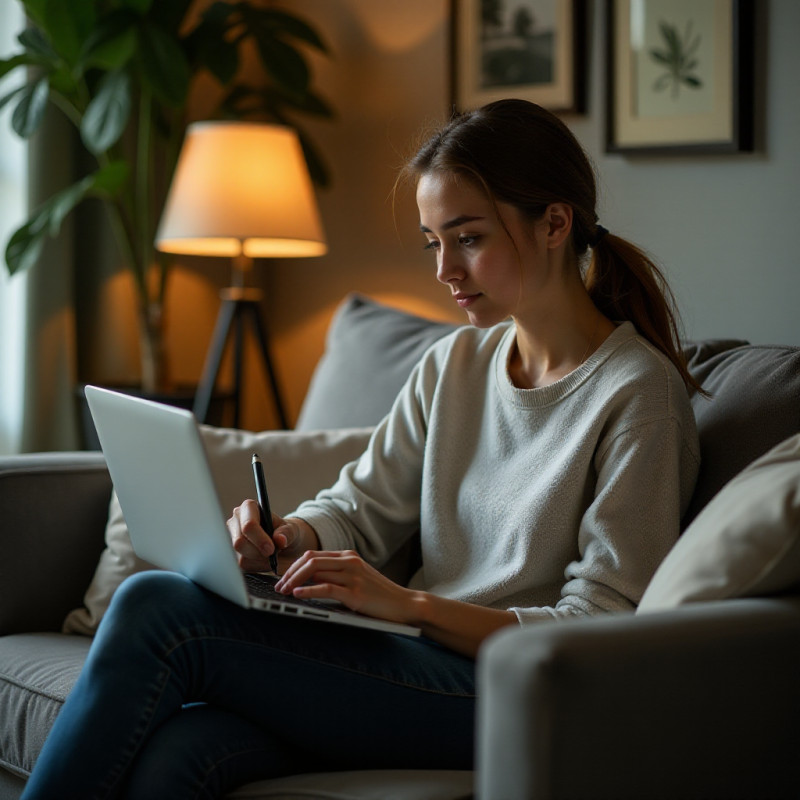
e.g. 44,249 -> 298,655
0,1 -> 27,455
0,3 -> 80,454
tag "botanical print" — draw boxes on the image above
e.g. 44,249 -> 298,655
650,19 -> 703,97
478,0 -> 558,88
631,0 -> 715,118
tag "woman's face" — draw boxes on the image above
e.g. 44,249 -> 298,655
416,171 -> 548,328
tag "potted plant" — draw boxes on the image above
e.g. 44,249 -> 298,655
0,0 -> 332,393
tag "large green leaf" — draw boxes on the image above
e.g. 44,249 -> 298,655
190,4 -> 239,84
42,0 -> 95,66
11,77 -> 49,138
0,85 -> 25,115
91,160 -> 130,196
259,8 -> 329,53
20,0 -> 48,30
18,27 -> 58,63
254,35 -> 309,96
137,21 -> 191,107
6,178 -> 89,274
200,36 -> 238,85
80,11 -> 139,71
121,0 -> 155,13
81,69 -> 132,153
5,165 -> 125,275
0,54 -> 40,81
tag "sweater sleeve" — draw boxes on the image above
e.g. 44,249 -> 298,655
512,412 -> 700,624
290,349 -> 440,568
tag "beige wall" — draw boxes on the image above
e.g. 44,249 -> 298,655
258,0 -> 461,431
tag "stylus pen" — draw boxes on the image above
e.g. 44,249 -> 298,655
251,453 -> 278,574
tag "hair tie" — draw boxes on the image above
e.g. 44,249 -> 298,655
591,224 -> 609,248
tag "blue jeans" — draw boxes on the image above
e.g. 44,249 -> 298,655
22,571 -> 476,800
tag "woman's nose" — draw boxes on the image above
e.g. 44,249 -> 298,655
436,246 -> 463,285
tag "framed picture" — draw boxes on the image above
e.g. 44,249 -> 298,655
606,0 -> 754,154
451,0 -> 586,113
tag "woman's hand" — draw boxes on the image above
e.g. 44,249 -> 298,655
226,500 -> 319,573
274,549 -> 418,625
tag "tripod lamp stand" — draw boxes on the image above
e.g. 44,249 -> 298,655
155,122 -> 327,429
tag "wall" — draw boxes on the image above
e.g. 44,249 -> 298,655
253,0 -> 800,433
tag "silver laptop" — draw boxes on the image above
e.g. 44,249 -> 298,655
85,385 -> 420,637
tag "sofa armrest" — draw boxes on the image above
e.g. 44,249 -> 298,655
477,598 -> 800,800
0,452 -> 111,635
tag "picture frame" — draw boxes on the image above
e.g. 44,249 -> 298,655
450,0 -> 586,113
606,0 -> 754,154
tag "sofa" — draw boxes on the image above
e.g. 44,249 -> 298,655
2,293 -> 800,800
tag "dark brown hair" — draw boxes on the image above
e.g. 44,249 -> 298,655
401,99 -> 702,394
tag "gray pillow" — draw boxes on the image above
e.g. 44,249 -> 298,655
295,294 -> 458,431
639,432 -> 800,611
683,340 -> 800,526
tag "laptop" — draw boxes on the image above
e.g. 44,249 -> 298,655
85,385 -> 420,637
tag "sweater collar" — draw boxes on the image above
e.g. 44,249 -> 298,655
494,321 -> 637,408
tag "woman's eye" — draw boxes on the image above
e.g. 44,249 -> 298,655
459,235 -> 478,246
423,240 -> 440,251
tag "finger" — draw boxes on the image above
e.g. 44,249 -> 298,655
238,499 -> 276,558
275,554 -> 354,594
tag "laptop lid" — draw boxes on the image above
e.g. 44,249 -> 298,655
85,385 -> 251,608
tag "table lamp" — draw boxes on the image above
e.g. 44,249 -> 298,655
155,121 -> 327,429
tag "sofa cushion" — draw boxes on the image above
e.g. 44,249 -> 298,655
0,453 -> 111,635
63,426 -> 374,636
0,633 -> 93,778
295,294 -> 458,431
638,433 -> 800,611
228,770 -> 473,799
683,340 -> 800,525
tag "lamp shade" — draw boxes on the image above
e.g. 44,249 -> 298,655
155,122 -> 327,258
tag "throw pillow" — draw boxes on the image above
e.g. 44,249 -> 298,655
295,293 -> 458,431
638,433 -> 800,612
682,340 -> 800,526
63,425 -> 374,635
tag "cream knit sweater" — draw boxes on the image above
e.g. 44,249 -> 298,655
295,321 -> 700,624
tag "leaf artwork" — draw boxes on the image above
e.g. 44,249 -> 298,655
649,19 -> 703,98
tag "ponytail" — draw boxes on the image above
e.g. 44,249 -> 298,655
586,233 -> 705,395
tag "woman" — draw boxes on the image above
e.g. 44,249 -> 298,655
23,100 -> 700,799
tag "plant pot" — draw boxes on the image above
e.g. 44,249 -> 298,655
75,383 -> 235,451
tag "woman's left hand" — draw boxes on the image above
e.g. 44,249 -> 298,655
274,550 -> 416,625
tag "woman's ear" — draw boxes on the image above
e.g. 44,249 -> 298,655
543,203 -> 573,249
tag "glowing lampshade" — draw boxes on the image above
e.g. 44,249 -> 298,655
155,121 -> 327,259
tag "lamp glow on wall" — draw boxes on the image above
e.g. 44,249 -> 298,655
155,121 -> 327,429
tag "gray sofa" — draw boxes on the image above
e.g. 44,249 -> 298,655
2,294 -> 800,799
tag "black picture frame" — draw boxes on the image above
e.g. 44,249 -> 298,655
605,0 -> 754,154
451,0 -> 587,113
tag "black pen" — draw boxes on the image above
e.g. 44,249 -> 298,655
251,453 -> 278,574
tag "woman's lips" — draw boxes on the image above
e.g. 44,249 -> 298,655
453,292 -> 480,308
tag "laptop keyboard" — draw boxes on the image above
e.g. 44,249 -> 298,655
244,572 -> 342,612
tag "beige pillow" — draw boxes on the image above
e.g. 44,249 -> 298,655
63,425 -> 374,635
638,433 -> 800,612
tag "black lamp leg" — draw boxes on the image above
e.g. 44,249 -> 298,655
244,301 -> 289,429
193,297 -> 289,429
194,298 -> 237,424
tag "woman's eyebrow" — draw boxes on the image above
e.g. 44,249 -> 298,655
419,215 -> 484,233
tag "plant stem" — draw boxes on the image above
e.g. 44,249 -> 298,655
136,86 -> 153,301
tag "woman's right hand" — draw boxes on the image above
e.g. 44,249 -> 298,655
226,500 -> 319,573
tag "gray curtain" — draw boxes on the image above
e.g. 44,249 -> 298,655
18,107 -> 81,452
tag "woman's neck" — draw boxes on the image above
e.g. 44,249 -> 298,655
508,291 -> 615,390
